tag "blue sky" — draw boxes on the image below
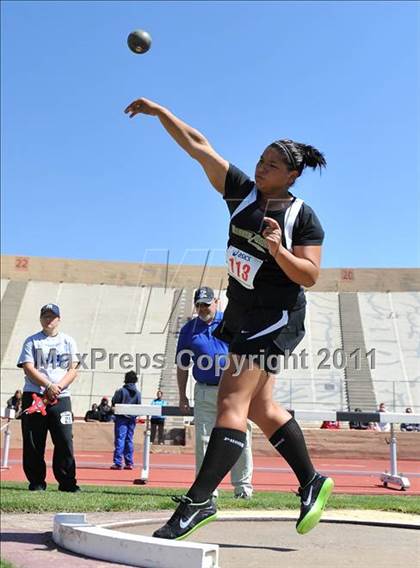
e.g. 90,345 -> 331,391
1,1 -> 419,268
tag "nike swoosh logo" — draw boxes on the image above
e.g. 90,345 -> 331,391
302,486 -> 313,507
179,510 -> 201,529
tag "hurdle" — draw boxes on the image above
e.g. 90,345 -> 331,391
119,404 -> 158,485
114,405 -> 420,491
0,407 -> 15,470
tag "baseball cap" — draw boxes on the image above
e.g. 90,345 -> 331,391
194,287 -> 215,305
40,303 -> 60,317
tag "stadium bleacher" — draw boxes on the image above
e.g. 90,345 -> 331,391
1,278 -> 9,300
1,279 -> 175,414
359,292 -> 419,411
272,292 -> 345,411
1,257 -> 419,417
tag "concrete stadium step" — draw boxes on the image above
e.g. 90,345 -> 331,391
158,288 -> 194,433
1,280 -> 28,364
339,293 -> 377,411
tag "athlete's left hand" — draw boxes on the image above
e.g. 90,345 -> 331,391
263,217 -> 284,257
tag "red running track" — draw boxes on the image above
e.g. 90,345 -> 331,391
2,449 -> 420,494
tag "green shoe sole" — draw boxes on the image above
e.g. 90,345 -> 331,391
296,477 -> 334,535
175,513 -> 218,541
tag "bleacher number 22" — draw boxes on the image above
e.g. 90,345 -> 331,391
15,257 -> 29,270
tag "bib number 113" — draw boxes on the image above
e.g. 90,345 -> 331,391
228,257 -> 251,282
226,246 -> 263,290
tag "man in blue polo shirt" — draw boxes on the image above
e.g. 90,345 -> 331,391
176,286 -> 253,498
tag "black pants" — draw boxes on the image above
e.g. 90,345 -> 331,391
21,392 -> 77,489
150,420 -> 165,444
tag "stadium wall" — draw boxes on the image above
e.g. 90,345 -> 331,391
1,419 -> 419,460
2,255 -> 420,291
1,256 -> 419,416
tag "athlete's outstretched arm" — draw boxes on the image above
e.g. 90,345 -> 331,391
124,98 -> 229,194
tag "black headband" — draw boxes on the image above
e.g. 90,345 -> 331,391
273,141 -> 300,171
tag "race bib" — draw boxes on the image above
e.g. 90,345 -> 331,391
60,411 -> 73,425
226,246 -> 263,290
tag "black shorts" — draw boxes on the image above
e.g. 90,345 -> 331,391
213,298 -> 306,373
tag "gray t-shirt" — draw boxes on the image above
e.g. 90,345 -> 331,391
17,331 -> 78,397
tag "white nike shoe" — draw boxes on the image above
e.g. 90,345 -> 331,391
153,495 -> 217,540
296,473 -> 334,534
234,489 -> 253,499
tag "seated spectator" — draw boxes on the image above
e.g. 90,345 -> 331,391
400,407 -> 420,432
6,389 -> 23,418
320,420 -> 340,429
98,397 -> 113,422
84,403 -> 101,422
349,408 -> 369,430
373,402 -> 391,432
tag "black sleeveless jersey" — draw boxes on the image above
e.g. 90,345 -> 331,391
223,164 -> 325,310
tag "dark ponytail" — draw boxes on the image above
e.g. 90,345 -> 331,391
270,139 -> 326,175
298,143 -> 326,172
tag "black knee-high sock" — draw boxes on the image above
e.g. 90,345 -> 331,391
187,427 -> 246,502
269,418 -> 315,488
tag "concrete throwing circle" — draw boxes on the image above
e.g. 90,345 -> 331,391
113,517 -> 419,568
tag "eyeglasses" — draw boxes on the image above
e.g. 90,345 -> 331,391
195,302 -> 211,308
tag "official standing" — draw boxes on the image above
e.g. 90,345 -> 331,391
176,287 -> 253,499
17,303 -> 80,491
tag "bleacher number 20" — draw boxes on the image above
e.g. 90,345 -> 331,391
317,348 -> 376,370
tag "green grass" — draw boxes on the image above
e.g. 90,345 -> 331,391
1,481 -> 419,514
1,559 -> 16,568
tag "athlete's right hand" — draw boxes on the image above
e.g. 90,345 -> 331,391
124,98 -> 163,118
179,396 -> 190,414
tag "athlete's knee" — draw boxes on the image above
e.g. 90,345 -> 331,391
249,397 -> 273,415
248,399 -> 277,425
217,393 -> 249,417
216,403 -> 248,431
